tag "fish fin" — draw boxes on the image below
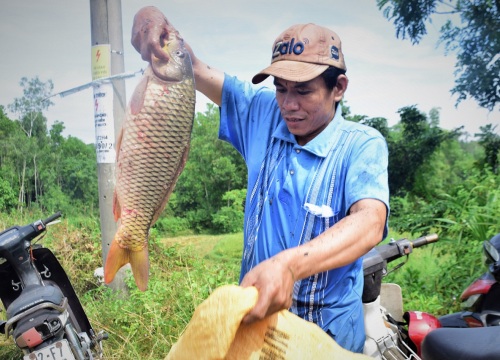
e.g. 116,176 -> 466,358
129,247 -> 150,292
130,75 -> 149,115
151,190 -> 173,225
104,239 -> 130,285
115,126 -> 124,161
151,144 -> 191,225
113,189 -> 121,222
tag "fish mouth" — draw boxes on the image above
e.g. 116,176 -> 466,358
151,34 -> 189,82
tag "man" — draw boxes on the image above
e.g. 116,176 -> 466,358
132,7 -> 389,353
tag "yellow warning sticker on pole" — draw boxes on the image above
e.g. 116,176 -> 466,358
91,44 -> 111,80
91,44 -> 115,163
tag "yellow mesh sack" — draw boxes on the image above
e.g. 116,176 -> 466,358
165,285 -> 370,359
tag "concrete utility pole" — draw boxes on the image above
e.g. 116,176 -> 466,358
89,0 -> 127,291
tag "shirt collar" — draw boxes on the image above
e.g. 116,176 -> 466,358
272,110 -> 345,158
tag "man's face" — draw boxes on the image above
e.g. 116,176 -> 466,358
274,75 -> 346,146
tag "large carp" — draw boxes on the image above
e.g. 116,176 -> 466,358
104,29 -> 195,291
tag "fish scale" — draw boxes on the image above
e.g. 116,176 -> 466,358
104,34 -> 195,290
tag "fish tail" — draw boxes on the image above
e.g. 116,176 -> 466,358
129,247 -> 149,291
104,239 -> 130,285
104,236 -> 150,292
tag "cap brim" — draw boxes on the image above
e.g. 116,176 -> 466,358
252,61 -> 329,84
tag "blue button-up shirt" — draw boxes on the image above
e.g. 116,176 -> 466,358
219,75 -> 389,352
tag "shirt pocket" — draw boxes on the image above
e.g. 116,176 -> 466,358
303,202 -> 340,238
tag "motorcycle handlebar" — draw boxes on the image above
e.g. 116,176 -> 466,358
0,212 -> 62,251
370,233 -> 439,265
0,212 -> 62,286
42,212 -> 62,226
362,233 -> 440,301
411,233 -> 439,248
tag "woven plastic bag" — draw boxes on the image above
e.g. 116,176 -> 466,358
165,285 -> 370,359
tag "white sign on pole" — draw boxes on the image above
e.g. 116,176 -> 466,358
93,83 -> 116,163
91,44 -> 115,164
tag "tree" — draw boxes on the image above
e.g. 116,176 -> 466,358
170,104 -> 247,232
412,132 -> 477,199
475,124 -> 500,173
387,105 -> 460,197
360,117 -> 391,139
58,137 -> 98,207
0,177 -> 17,212
212,189 -> 247,233
342,101 -> 391,138
377,0 -> 500,110
0,106 -> 19,175
8,77 -> 54,209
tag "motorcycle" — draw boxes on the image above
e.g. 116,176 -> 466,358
362,233 -> 441,360
438,232 -> 500,328
0,212 -> 107,359
421,235 -> 500,359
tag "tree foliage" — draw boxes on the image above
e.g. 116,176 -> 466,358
345,103 -> 464,199
377,0 -> 500,110
8,76 -> 54,138
7,77 -> 55,209
386,105 -> 461,197
475,124 -> 500,173
0,177 -> 17,212
164,103 -> 247,233
1,77 -> 98,215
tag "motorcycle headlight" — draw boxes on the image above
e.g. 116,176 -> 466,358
483,240 -> 499,266
484,234 -> 500,266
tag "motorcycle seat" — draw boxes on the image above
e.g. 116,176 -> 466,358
6,284 -> 64,318
421,326 -> 500,360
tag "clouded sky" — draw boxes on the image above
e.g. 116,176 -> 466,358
1,0 -> 497,145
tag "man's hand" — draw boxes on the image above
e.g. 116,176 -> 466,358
130,6 -> 224,105
239,254 -> 296,324
131,6 -> 177,63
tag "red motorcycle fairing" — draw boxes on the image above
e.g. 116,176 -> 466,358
460,277 -> 495,301
405,311 -> 442,356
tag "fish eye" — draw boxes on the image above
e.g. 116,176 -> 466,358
176,50 -> 185,58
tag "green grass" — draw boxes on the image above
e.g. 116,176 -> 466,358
383,241 -> 448,315
161,232 -> 243,261
206,232 -> 244,261
84,232 -> 244,359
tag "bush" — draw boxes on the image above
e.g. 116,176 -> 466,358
387,169 -> 500,315
212,189 -> 246,234
0,178 -> 17,212
154,216 -> 191,236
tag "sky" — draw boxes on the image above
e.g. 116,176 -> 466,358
1,0 -> 498,145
